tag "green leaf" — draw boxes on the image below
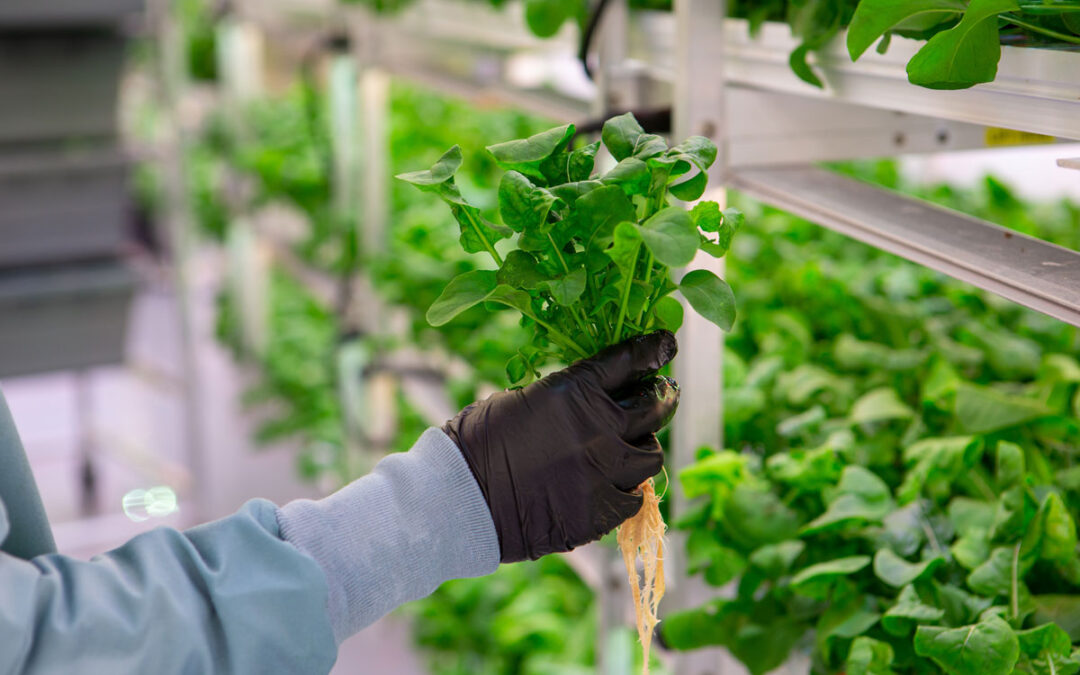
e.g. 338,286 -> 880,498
544,267 -> 587,306
577,185 -> 637,252
967,546 -> 1019,597
767,445 -> 844,492
601,112 -> 667,162
498,171 -> 556,233
851,387 -> 915,425
952,529 -> 992,571
567,141 -> 599,182
522,0 -> 575,37
995,440 -> 1026,488
680,269 -> 737,331
883,585 -> 946,636
686,529 -> 747,587
1033,596 -> 1080,642
847,636 -> 896,675
847,0 -> 965,60
874,548 -> 944,587
808,465 -> 893,534
395,145 -> 463,186
789,44 -> 824,88
668,136 -> 717,172
914,617 -> 1020,675
506,354 -> 529,386
790,556 -> 872,598
427,270 -> 498,326
898,436 -> 983,504
720,483 -> 802,548
486,124 -> 575,182
659,600 -> 739,651
497,250 -> 549,290
607,222 -> 642,276
1017,623 -> 1073,661
679,450 -> 752,501
691,200 -> 723,232
651,295 -> 684,332
748,540 -> 805,578
906,0 -> 1020,90
1038,493 -> 1077,562
639,208 -> 700,267
669,170 -> 708,201
601,157 -> 651,195
955,384 -> 1052,434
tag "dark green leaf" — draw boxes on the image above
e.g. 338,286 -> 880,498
680,269 -> 737,331
914,617 -> 1019,675
486,124 -> 575,182
906,0 -> 1020,90
498,171 -> 557,233
567,141 -> 599,182
847,0 -> 965,60
791,556 -> 872,598
640,207 -> 700,267
497,250 -> 549,289
847,636 -> 896,675
748,540 -> 805,578
601,157 -> 651,195
651,295 -> 684,332
395,145 -> 463,187
883,585 -> 946,636
427,270 -> 498,326
544,267 -> 587,306
601,112 -> 667,162
803,465 -> 893,534
874,549 -> 944,588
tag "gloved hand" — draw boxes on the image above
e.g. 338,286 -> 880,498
443,330 -> 680,563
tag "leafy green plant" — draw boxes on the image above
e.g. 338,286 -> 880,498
397,112 -> 741,383
661,166 -> 1080,675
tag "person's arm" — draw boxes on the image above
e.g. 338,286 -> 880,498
0,428 -> 499,674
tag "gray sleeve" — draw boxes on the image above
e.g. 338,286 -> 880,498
276,427 -> 500,644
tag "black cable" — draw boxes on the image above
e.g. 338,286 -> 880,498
578,0 -> 614,81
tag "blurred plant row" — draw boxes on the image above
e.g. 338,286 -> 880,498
665,163 -> 1080,675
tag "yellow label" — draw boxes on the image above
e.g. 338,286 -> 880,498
985,127 -> 1056,147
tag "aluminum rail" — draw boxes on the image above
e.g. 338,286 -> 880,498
731,165 -> 1080,328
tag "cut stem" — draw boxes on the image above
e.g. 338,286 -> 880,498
613,244 -> 641,342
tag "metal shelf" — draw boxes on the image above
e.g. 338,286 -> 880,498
631,13 -> 1080,141
731,165 -> 1080,328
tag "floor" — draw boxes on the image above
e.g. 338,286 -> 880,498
0,250 -> 426,674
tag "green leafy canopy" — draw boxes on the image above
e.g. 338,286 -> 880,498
398,112 -> 741,384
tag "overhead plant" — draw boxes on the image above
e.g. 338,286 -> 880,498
661,169 -> 1080,675
398,112 -> 742,671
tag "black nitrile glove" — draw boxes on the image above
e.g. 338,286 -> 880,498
443,330 -> 680,563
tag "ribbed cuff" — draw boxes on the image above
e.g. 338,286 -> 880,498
276,428 -> 500,644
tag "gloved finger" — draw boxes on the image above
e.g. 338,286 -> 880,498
593,487 -> 647,536
616,375 -> 680,440
571,330 -> 677,394
588,437 -> 664,492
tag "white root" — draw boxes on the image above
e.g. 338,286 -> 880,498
617,478 -> 666,675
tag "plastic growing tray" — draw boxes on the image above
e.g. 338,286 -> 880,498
0,32 -> 125,143
0,0 -> 143,28
0,260 -> 135,378
0,148 -> 130,268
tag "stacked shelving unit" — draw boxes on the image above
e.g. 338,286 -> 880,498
166,0 -> 1080,672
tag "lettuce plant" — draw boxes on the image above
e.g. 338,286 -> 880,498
397,112 -> 742,383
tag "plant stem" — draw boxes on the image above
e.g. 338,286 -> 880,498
635,252 -> 655,326
613,244 -> 641,342
1010,541 -> 1021,620
1001,14 -> 1080,45
546,232 -> 599,349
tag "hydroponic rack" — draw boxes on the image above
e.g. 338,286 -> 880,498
160,0 -> 1080,672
